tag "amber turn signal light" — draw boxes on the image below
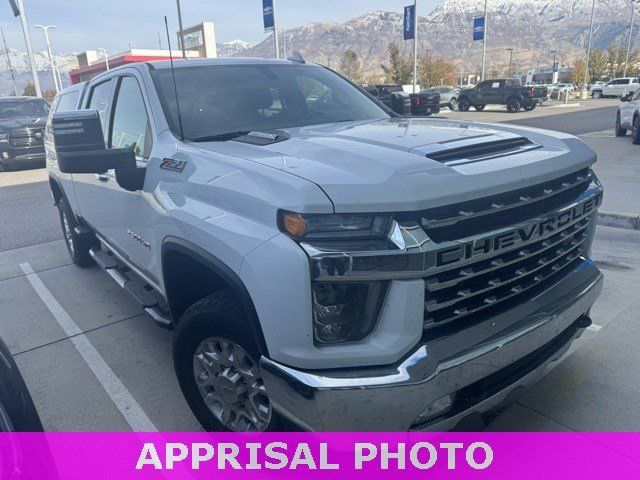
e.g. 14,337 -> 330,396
282,213 -> 308,237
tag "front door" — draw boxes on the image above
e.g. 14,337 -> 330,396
74,73 -> 160,285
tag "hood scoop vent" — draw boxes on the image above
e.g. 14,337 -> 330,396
418,136 -> 536,164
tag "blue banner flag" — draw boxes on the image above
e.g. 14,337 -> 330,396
473,16 -> 485,41
403,4 -> 415,40
263,0 -> 275,32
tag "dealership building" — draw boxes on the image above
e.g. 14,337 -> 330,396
69,22 -> 217,84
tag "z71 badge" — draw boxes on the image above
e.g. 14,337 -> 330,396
160,158 -> 187,172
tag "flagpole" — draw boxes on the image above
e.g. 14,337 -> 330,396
481,0 -> 488,80
273,0 -> 280,59
413,0 -> 418,93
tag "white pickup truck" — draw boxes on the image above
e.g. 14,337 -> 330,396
591,77 -> 640,98
47,57 -> 603,432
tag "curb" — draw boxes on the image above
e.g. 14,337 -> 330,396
597,211 -> 640,231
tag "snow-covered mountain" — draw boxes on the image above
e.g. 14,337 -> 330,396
216,39 -> 252,57
240,0 -> 638,79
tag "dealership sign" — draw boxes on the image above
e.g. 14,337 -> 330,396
403,4 -> 416,40
473,16 -> 485,41
263,0 -> 275,32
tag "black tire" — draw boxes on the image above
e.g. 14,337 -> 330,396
449,98 -> 458,110
506,98 -> 521,113
632,116 -> 640,145
592,91 -> 602,99
615,113 -> 628,137
173,289 -> 284,432
56,197 -> 97,267
474,104 -> 486,111
523,103 -> 537,112
458,97 -> 471,112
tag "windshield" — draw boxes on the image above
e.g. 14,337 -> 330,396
0,99 -> 49,118
151,64 -> 389,141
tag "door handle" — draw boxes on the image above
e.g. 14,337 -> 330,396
95,174 -> 110,183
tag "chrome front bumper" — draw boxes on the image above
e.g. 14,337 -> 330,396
260,259 -> 603,431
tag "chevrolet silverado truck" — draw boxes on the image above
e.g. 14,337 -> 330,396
458,79 -> 548,113
47,58 -> 603,432
0,96 -> 49,171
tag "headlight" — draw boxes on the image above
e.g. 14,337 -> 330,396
0,133 -> 9,143
312,281 -> 387,345
280,211 -> 392,241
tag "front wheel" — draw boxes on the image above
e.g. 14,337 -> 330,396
448,98 -> 458,110
592,91 -> 602,99
458,97 -> 471,112
173,289 -> 284,432
474,104 -> 486,111
56,197 -> 97,267
615,113 -> 628,137
523,103 -> 537,112
506,98 -> 521,113
632,116 -> 640,145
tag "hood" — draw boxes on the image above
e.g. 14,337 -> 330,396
0,116 -> 47,131
193,118 -> 596,213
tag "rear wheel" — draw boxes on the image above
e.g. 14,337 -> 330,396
448,98 -> 458,110
615,113 -> 628,137
632,116 -> 640,145
173,289 -> 284,432
506,98 -> 521,113
458,97 -> 470,112
474,104 -> 486,111
592,91 -> 602,99
56,197 -> 97,267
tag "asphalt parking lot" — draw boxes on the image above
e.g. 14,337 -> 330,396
1,99 -> 639,432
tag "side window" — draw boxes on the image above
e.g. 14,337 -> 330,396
87,81 -> 113,140
110,76 -> 152,159
621,79 -> 631,85
55,91 -> 79,113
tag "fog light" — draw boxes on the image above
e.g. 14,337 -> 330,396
312,282 -> 386,345
414,394 -> 455,425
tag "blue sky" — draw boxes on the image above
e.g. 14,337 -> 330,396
1,0 -> 440,54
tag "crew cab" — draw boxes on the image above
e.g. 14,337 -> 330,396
362,84 -> 440,116
0,96 -> 49,171
615,88 -> 640,144
592,77 -> 640,99
47,58 -> 603,432
458,79 -> 548,113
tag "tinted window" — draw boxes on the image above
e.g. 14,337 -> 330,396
151,64 -> 389,141
54,91 -> 79,113
620,79 -> 631,85
88,81 -> 113,139
110,76 -> 152,158
0,98 -> 48,118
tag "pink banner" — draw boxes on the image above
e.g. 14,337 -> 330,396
1,432 -> 639,479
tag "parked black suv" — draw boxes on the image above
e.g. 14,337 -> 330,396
0,97 -> 49,171
458,79 -> 548,113
363,84 -> 440,116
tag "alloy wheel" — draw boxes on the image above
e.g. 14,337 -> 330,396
193,337 -> 272,432
61,209 -> 75,256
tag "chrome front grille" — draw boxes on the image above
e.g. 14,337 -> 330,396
416,168 -> 592,242
423,215 -> 591,330
10,127 -> 44,148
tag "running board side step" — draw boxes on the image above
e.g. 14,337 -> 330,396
89,248 -> 174,330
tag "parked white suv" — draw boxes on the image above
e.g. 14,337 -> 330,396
592,77 -> 640,98
615,88 -> 640,144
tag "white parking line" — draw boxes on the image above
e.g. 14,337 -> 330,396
19,262 -> 157,432
587,324 -> 603,332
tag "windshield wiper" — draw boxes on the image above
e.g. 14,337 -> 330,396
189,131 -> 250,142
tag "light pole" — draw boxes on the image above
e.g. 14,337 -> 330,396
506,47 -> 514,77
176,0 -> 186,59
550,50 -> 558,84
584,0 -> 596,86
413,0 -> 418,93
1,27 -> 19,95
98,48 -> 110,71
480,0 -> 489,80
33,25 -> 60,92
623,0 -> 639,77
10,0 -> 42,96
272,0 -> 280,59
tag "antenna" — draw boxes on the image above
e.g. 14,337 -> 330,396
164,16 -> 185,141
